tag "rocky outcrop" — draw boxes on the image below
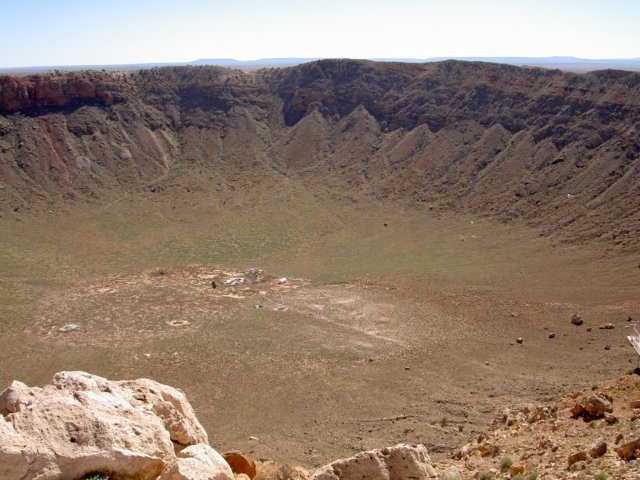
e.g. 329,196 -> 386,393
310,444 -> 437,480
570,393 -> 613,419
0,73 -> 125,113
436,375 -> 640,480
0,371 -> 232,480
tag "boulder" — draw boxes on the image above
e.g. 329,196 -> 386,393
584,393 -> 613,415
161,444 -> 233,480
588,438 -> 607,458
0,416 -> 31,480
615,438 -> 640,461
570,393 -> 613,419
310,444 -> 437,480
0,371 -> 225,480
567,450 -> 587,468
510,465 -> 525,476
223,450 -> 257,479
571,314 -> 583,326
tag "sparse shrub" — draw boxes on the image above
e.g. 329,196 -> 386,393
478,472 -> 494,480
82,474 -> 109,480
440,416 -> 448,427
500,457 -> 513,470
511,475 -> 525,480
438,475 -> 462,480
591,384 -> 599,390
526,473 -> 539,480
594,473 -> 607,480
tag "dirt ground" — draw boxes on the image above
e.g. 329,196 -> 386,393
2,217 -> 638,470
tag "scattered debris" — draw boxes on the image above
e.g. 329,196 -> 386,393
278,277 -> 288,285
246,268 -> 263,277
167,320 -> 190,327
599,323 -> 614,330
626,325 -> 640,366
516,337 -> 524,344
274,304 -> 287,311
58,323 -> 79,332
255,304 -> 263,309
548,332 -> 556,339
211,280 -> 217,289
224,277 -> 246,286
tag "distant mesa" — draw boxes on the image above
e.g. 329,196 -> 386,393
2,55 -> 640,74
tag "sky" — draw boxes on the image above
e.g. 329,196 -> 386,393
1,0 -> 639,67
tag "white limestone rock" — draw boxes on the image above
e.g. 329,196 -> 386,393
161,443 -> 233,480
0,371 -> 221,480
311,444 -> 437,480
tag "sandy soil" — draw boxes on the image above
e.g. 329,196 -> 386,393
5,260 -> 638,469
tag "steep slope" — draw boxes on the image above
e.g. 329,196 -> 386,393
1,60 -> 639,247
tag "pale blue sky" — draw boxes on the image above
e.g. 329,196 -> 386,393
1,0 -> 638,67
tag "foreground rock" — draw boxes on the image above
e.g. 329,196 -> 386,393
438,375 -> 640,479
0,371 -> 233,480
161,444 -> 232,480
570,392 -> 613,419
222,450 -> 257,479
311,444 -> 437,480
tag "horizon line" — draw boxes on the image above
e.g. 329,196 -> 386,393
2,55 -> 640,72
